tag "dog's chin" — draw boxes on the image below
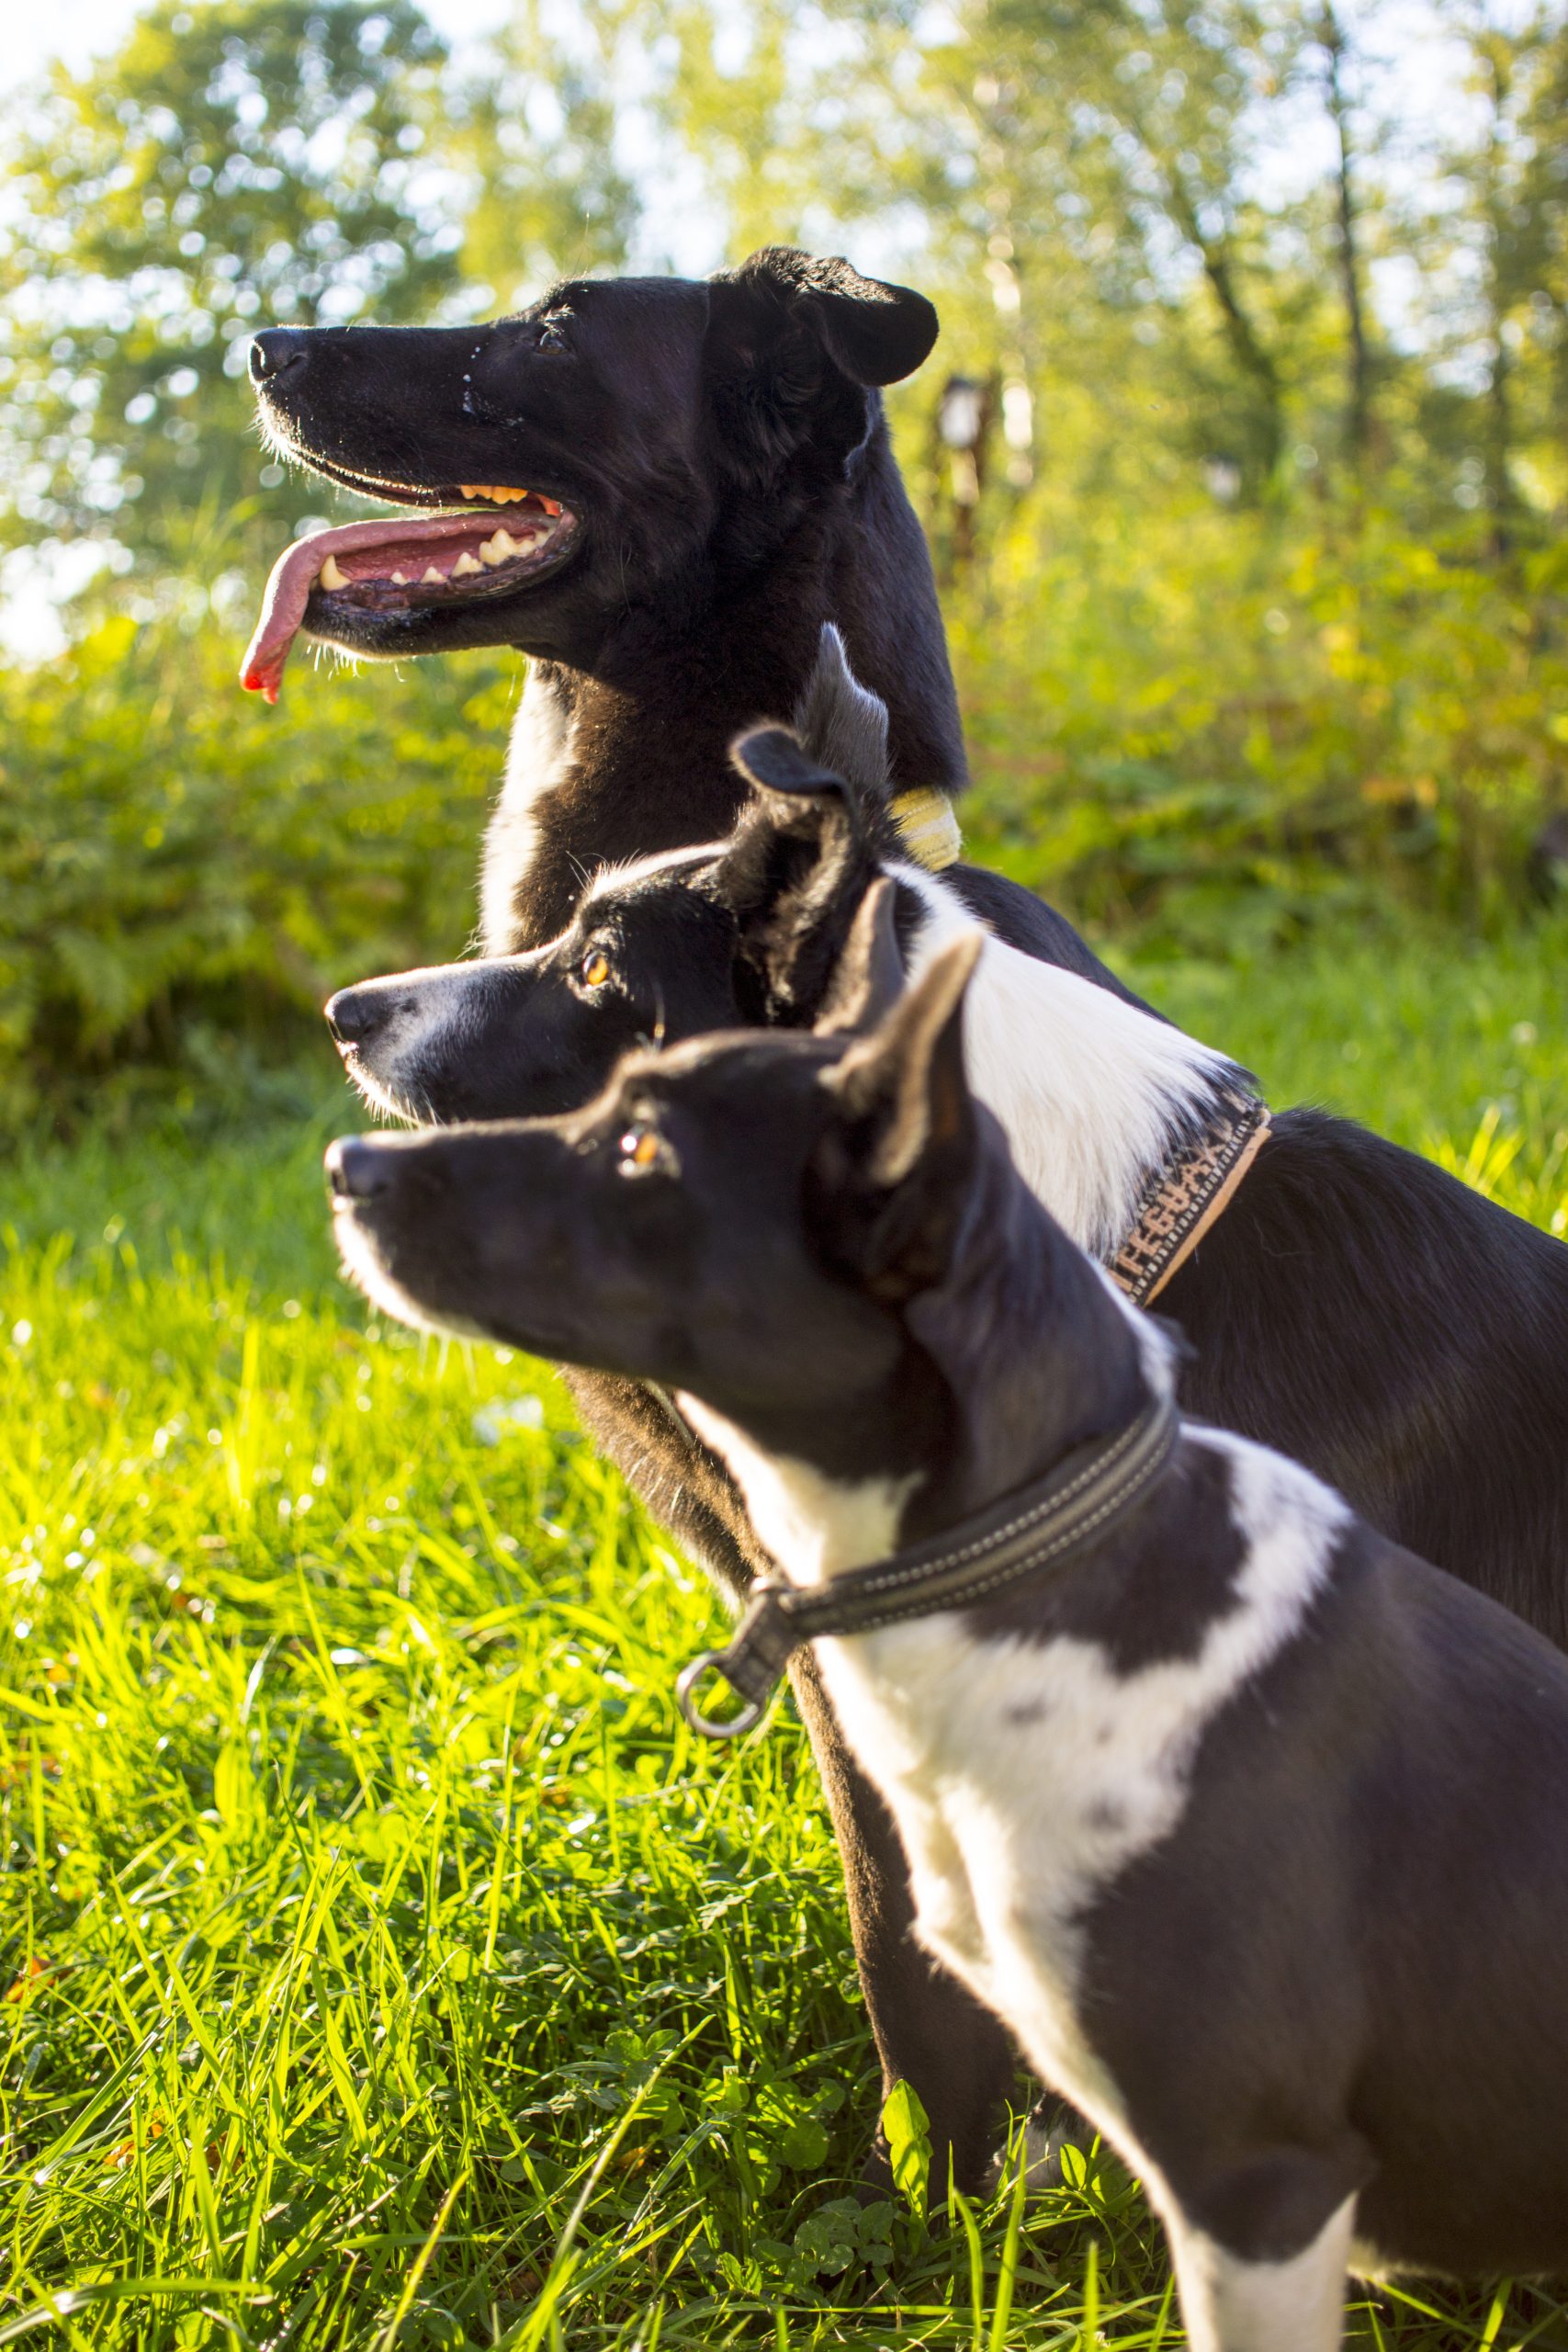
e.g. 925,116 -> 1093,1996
338,1050 -> 426,1129
333,1204 -> 492,1343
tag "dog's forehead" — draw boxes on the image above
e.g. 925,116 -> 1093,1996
507,276 -> 711,339
582,841 -> 727,916
617,1027 -> 839,1109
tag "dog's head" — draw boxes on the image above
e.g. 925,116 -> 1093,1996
327,906 -> 981,1463
242,249 -> 939,699
326,629 -> 897,1124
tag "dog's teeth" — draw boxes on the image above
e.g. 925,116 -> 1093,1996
319,553 -> 349,591
390,570 -> 408,584
459,483 -> 483,498
479,529 -> 522,565
452,550 -> 482,577
539,497 -> 562,517
421,564 -> 446,584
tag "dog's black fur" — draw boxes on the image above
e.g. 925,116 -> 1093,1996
326,935 -> 1568,2319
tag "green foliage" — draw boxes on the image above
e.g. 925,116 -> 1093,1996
946,486 -> 1568,957
1,922 -> 1565,2345
883,2078 -> 933,2218
452,0 -> 640,313
0,609 -> 513,1112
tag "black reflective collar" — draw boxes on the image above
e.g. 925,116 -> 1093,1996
676,1389 -> 1179,1737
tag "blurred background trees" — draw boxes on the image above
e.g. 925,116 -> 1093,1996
0,0 -> 1564,1104
0,0 -> 458,602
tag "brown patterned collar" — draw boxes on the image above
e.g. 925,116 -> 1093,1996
1109,1091 -> 1271,1306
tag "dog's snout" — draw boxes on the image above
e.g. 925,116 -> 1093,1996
325,986 -> 394,1048
325,1136 -> 395,1203
249,329 -> 310,385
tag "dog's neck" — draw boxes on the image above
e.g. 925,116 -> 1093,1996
484,420 -> 964,953
680,1135 -> 1161,1590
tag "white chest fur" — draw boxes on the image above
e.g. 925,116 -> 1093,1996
815,1435 -> 1341,2098
481,668 -> 574,953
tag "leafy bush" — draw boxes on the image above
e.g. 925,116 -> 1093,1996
0,616 -> 514,1111
951,499 -> 1568,959
4,496 -> 1566,1107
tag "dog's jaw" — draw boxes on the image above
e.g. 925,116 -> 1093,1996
241,487 -> 581,701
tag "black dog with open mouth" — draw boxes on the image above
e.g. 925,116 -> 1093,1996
243,247 -> 986,951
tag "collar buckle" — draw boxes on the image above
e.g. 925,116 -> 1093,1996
675,1650 -> 768,1739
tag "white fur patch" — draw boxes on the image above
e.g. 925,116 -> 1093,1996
1166,2194 -> 1355,2352
482,668 -> 573,953
828,1429 -> 1341,1950
892,864 -> 1235,1260
677,1396 -> 918,1588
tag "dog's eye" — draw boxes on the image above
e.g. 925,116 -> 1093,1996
581,947 -> 611,988
617,1124 -> 675,1178
537,318 -> 570,354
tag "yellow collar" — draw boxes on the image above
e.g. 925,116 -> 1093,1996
889,787 -> 964,872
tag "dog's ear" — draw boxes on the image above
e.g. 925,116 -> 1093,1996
717,726 -> 878,1022
706,248 -> 938,467
791,623 -> 890,798
808,932 -> 982,1303
726,247 -> 939,387
730,725 -> 842,802
816,876 -> 904,1037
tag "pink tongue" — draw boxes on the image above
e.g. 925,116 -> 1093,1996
240,514 -> 504,704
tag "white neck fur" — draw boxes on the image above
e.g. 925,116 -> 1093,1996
893,864 -> 1235,1261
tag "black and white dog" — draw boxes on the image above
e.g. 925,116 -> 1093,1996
323,639 -> 1568,2188
325,910 -> 1568,2349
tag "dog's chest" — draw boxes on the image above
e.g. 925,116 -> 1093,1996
811,1435 -> 1346,2121
481,670 -> 575,952
813,1619 -> 1190,2120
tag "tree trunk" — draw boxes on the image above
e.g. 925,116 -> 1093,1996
1160,160 -> 1286,487
1320,1 -> 1371,485
1479,40 -> 1517,559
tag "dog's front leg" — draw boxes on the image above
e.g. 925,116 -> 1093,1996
1162,2175 -> 1357,2352
785,1649 -> 1020,2200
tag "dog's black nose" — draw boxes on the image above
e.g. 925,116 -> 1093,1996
325,1137 -> 395,1202
324,986 -> 391,1048
249,329 -> 310,385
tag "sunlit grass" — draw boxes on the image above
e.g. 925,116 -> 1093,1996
3,918 -> 1567,2348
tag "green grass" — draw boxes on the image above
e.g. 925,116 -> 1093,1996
3,917 -> 1568,2350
